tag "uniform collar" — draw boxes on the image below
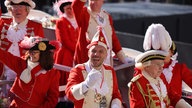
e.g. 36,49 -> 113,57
12,18 -> 28,28
142,71 -> 161,85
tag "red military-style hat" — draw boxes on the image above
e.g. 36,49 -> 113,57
87,29 -> 108,50
19,36 -> 56,51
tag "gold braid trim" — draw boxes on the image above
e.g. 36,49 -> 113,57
135,81 -> 150,108
146,84 -> 160,108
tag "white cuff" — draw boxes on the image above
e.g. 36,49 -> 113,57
70,83 -> 86,100
111,98 -> 122,108
82,82 -> 89,94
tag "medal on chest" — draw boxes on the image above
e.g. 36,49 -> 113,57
94,93 -> 107,108
98,15 -> 104,24
94,93 -> 102,103
14,26 -> 20,32
93,68 -> 107,108
100,96 -> 107,108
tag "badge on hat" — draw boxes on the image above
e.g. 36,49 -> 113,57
87,29 -> 108,50
19,36 -> 55,51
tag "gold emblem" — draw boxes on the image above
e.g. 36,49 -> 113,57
100,37 -> 104,42
38,42 -> 46,51
14,26 -> 19,32
94,93 -> 102,103
94,93 -> 107,108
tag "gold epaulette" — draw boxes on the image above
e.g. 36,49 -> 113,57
127,74 -> 141,88
131,74 -> 141,82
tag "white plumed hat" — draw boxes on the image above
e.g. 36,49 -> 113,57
143,23 -> 172,52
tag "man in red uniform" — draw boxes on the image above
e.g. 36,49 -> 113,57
0,0 -> 44,81
143,23 -> 192,107
65,29 -> 123,108
72,0 -> 132,66
128,49 -> 182,108
53,0 -> 78,107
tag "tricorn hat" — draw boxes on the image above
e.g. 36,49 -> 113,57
4,0 -> 36,9
135,50 -> 168,68
20,37 -> 55,51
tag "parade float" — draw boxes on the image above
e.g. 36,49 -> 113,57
1,9 -> 192,107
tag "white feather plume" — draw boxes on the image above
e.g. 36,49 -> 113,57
143,23 -> 172,52
19,36 -> 42,49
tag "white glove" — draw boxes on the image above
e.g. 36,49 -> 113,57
111,104 -> 119,108
84,69 -> 102,88
124,56 -> 134,64
111,99 -> 122,108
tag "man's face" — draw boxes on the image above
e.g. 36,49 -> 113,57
10,5 -> 28,23
88,45 -> 107,68
145,60 -> 164,79
89,0 -> 104,13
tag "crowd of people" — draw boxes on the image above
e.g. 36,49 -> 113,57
0,0 -> 192,108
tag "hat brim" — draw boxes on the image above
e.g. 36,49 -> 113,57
87,41 -> 108,50
30,41 -> 55,51
135,50 -> 168,63
4,0 -> 36,9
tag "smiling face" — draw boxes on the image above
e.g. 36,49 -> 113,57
144,59 -> 164,79
88,45 -> 107,69
9,5 -> 29,23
